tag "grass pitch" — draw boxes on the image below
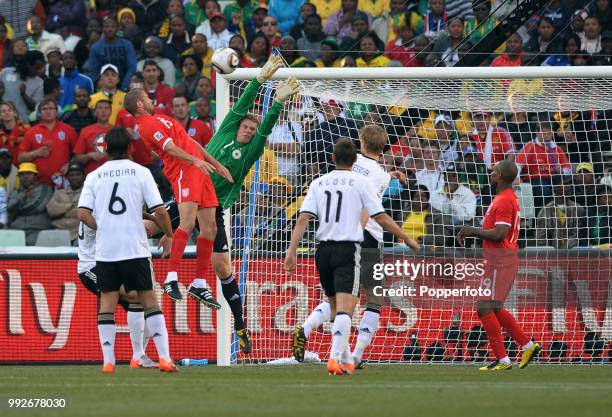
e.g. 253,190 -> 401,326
1,364 -> 611,417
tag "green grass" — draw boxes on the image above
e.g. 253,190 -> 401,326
1,365 -> 611,417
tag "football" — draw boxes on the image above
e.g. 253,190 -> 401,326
212,48 -> 240,74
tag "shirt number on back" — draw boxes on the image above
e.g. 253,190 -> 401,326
324,190 -> 343,223
158,117 -> 173,129
108,182 -> 127,215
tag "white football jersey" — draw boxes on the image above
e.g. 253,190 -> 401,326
76,222 -> 96,274
78,159 -> 163,262
300,169 -> 385,242
352,154 -> 391,242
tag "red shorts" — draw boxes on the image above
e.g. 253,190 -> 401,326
478,259 -> 518,303
172,166 -> 218,208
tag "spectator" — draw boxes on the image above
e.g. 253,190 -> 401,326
457,144 -> 489,209
171,95 -> 212,146
89,64 -> 126,125
8,39 -> 28,69
490,32 -> 523,66
269,0 -> 305,36
155,0 -> 182,39
193,96 -> 215,131
525,17 -> 561,63
315,37 -> 342,67
72,18 -> 101,72
498,112 -> 533,148
182,34 -> 214,78
185,0 -> 212,28
535,175 -> 586,249
46,161 -> 84,242
245,32 -> 271,66
29,77 -> 63,124
117,7 -> 137,37
325,0 -> 372,42
291,2 -> 317,39
337,12 -> 371,58
58,51 -> 94,110
279,35 -> 308,67
194,0 -> 223,39
400,185 -> 445,247
540,0 -> 571,34
0,23 -> 11,71
162,15 -> 192,64
296,14 -> 326,61
18,97 -> 76,188
413,0 -> 448,38
414,140 -> 444,194
88,17 -> 136,92
0,102 -> 29,166
142,60 -> 175,114
541,33 -> 583,66
46,0 -> 86,36
588,0 -> 612,32
433,16 -> 465,66
229,34 -> 256,68
175,54 -> 203,102
261,15 -> 282,51
129,0 -> 168,37
424,51 -> 445,67
25,15 -> 66,56
73,100 -> 112,174
310,0 -> 341,24
592,31 -> 612,66
515,120 -> 572,209
137,36 -> 176,87
384,25 -> 419,66
359,0 -> 391,19
570,9 -> 588,39
445,0 -> 474,20
381,0 -> 416,43
89,0 -> 116,21
0,0 -> 45,39
0,147 -> 18,194
573,162 -> 598,218
1,50 -> 45,122
45,48 -> 63,81
468,110 -> 515,170
62,87 -> 96,135
580,16 -> 603,54
268,110 -> 304,186
590,185 -> 612,246
432,114 -> 460,169
58,24 -> 82,53
7,162 -> 53,245
430,163 -> 477,225
223,0 -> 260,23
245,6 -> 269,43
464,0 -> 498,45
356,31 -> 390,66
197,11 -> 234,50
191,76 -> 215,117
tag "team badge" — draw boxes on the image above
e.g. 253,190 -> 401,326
181,188 -> 190,198
154,131 -> 164,141
232,149 -> 242,159
58,131 -> 65,140
188,128 -> 196,137
35,134 -> 43,143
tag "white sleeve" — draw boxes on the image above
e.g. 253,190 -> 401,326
360,180 -> 385,218
141,168 -> 164,211
78,175 -> 95,211
299,182 -> 319,218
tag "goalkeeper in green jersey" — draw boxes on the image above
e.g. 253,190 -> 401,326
145,55 -> 299,353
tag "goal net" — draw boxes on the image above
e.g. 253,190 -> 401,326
218,66 -> 612,365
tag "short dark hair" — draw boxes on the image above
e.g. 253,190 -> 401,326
39,97 -> 57,109
105,127 -> 132,159
179,54 -> 203,73
333,138 -> 357,167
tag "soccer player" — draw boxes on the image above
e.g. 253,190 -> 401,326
458,160 -> 541,370
284,138 -> 420,375
141,55 -> 299,353
77,220 -> 158,369
124,79 -> 234,310
77,127 -> 177,373
292,125 -> 420,367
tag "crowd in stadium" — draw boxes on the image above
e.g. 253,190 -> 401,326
0,0 -> 610,248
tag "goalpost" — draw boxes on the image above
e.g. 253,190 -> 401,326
216,66 -> 612,366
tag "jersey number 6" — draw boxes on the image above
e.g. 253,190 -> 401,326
109,182 -> 127,215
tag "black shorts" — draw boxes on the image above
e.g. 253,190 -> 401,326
78,266 -> 130,311
315,241 -> 361,297
95,258 -> 155,293
152,198 -> 183,239
213,206 -> 229,253
361,231 -> 383,291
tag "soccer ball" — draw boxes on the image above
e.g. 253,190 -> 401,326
212,48 -> 240,74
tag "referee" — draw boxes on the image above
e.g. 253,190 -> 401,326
284,138 -> 418,375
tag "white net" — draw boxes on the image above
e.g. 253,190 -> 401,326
225,68 -> 612,364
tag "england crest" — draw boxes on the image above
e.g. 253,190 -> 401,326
58,131 -> 66,141
188,128 -> 196,137
35,133 -> 43,144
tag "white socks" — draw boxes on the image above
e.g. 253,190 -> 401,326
303,302 -> 331,338
330,313 -> 352,361
98,323 -> 116,365
191,278 -> 208,288
127,311 -> 145,360
352,310 -> 380,363
499,356 -> 511,365
145,311 -> 170,361
522,341 -> 535,351
164,271 -> 177,284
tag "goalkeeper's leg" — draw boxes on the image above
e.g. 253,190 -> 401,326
292,301 -> 331,362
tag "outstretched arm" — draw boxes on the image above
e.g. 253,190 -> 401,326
191,138 -> 234,183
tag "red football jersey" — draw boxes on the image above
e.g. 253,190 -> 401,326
135,114 -> 201,180
470,127 -> 515,167
482,188 -> 520,250
183,118 -> 213,147
116,108 -> 154,166
73,123 -> 111,173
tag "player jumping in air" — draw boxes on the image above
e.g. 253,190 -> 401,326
285,138 -> 419,375
78,127 -> 177,373
458,160 -> 541,370
291,125 -> 420,366
143,54 -> 299,353
124,78 -> 234,311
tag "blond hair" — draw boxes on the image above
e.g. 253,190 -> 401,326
359,124 -> 388,154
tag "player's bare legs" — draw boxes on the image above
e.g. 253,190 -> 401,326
185,207 -> 222,309
138,290 -> 177,372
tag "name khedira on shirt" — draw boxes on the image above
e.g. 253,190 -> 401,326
97,168 -> 137,179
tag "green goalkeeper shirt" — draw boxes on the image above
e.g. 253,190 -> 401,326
207,77 -> 283,209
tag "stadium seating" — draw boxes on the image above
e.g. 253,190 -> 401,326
34,229 -> 72,247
